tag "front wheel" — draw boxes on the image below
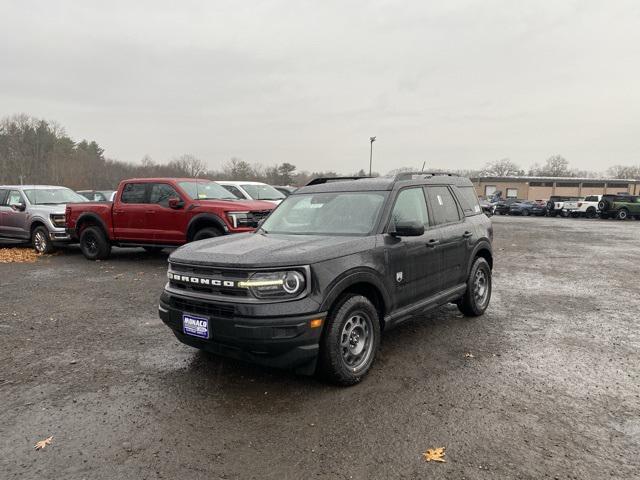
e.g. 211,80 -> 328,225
192,227 -> 222,242
617,209 -> 629,220
457,257 -> 492,317
32,226 -> 55,254
318,295 -> 381,385
79,226 -> 111,260
586,208 -> 596,219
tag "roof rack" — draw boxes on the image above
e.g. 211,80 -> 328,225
393,171 -> 458,181
305,176 -> 370,186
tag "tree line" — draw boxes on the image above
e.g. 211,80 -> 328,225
1,115 -> 639,190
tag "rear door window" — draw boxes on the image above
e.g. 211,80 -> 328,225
121,183 -> 148,203
455,186 -> 481,215
426,186 -> 461,225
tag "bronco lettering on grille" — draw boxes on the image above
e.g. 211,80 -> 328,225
168,272 -> 235,287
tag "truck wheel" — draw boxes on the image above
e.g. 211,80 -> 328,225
617,208 -> 629,220
318,294 -> 380,385
192,227 -> 222,241
32,226 -> 55,254
457,257 -> 492,317
600,213 -> 610,220
586,207 -> 596,219
80,226 -> 111,260
570,211 -> 580,218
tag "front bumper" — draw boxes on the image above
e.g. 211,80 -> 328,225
50,228 -> 72,242
159,291 -> 326,374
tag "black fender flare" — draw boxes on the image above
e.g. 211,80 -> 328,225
468,240 -> 493,274
319,267 -> 392,316
186,213 -> 228,241
75,213 -> 110,237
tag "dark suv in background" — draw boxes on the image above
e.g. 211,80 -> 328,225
159,173 -> 493,385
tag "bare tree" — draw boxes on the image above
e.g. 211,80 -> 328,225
480,158 -> 524,177
530,155 -> 572,177
607,164 -> 640,179
169,154 -> 207,177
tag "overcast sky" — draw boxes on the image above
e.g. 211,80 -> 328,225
1,0 -> 639,174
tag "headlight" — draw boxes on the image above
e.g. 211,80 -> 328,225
50,214 -> 66,228
226,211 -> 251,228
238,271 -> 306,298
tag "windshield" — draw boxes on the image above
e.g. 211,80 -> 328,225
178,181 -> 239,200
241,184 -> 285,201
260,192 -> 387,236
24,188 -> 87,205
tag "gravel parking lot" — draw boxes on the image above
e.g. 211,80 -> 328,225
1,216 -> 639,479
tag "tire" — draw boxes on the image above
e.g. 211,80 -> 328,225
600,213 -> 610,220
32,226 -> 55,254
586,207 -> 596,219
457,257 -> 492,317
522,209 -> 529,216
570,211 -> 580,218
79,226 -> 111,260
617,208 -> 629,220
546,201 -> 554,210
560,210 -> 570,218
318,294 -> 381,385
192,227 -> 222,242
143,246 -> 164,253
598,199 -> 609,211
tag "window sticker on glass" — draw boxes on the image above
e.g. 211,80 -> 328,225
437,195 -> 443,205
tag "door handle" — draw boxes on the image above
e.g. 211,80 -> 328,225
146,210 -> 155,214
463,231 -> 473,238
426,239 -> 440,248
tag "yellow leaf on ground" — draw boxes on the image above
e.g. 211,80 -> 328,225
423,447 -> 446,462
0,248 -> 39,263
34,436 -> 53,450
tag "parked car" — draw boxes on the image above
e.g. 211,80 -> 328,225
272,185 -> 297,196
65,178 -> 275,260
77,190 -> 116,202
598,194 -> 640,220
494,198 -> 522,215
508,200 -> 546,216
0,185 -> 87,253
563,195 -> 601,218
217,181 -> 286,205
159,172 -> 493,384
546,196 -> 581,217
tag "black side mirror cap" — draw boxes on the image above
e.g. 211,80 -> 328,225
390,221 -> 424,237
168,198 -> 184,209
13,203 -> 26,212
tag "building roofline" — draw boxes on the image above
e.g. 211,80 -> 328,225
470,175 -> 638,183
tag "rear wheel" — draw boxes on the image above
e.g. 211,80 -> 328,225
192,227 -> 222,242
457,257 -> 492,317
318,294 -> 380,385
586,207 -> 596,219
570,211 -> 580,218
522,209 -> 529,216
32,226 -> 55,254
617,208 -> 629,220
79,226 -> 111,260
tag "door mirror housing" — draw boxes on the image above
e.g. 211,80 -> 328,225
168,197 -> 184,209
12,202 -> 26,212
389,221 -> 424,237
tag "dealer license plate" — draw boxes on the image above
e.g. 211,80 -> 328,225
182,314 -> 209,339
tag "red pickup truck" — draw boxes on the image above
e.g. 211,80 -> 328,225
65,178 -> 275,260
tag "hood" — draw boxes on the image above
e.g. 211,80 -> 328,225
170,233 -> 376,268
30,204 -> 67,215
195,198 -> 274,211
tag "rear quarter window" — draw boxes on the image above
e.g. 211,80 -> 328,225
455,186 -> 482,216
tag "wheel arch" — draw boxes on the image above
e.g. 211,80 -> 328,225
320,269 -> 391,330
470,241 -> 493,272
186,214 -> 228,241
76,213 -> 109,237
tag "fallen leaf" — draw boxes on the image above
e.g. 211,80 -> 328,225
423,447 -> 446,463
464,352 -> 474,358
34,436 -> 53,450
0,248 -> 39,263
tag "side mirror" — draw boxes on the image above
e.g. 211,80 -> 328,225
168,197 -> 184,209
13,202 -> 26,212
389,221 -> 424,237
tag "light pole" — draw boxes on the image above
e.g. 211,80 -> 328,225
369,136 -> 376,177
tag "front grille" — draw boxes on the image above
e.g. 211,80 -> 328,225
169,296 -> 235,318
169,263 -> 250,297
249,210 -> 271,226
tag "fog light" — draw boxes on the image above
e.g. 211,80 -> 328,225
310,318 -> 323,329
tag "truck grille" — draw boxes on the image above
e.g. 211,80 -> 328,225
169,262 -> 250,297
169,296 -> 235,318
249,210 -> 271,226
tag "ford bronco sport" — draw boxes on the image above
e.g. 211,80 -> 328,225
159,173 -> 493,385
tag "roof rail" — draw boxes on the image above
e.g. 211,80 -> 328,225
305,176 -> 370,186
393,171 -> 458,181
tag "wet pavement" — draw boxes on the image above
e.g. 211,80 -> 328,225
1,216 -> 639,479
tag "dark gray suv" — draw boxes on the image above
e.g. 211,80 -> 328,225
159,173 -> 493,385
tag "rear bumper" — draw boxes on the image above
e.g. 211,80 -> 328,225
159,291 -> 326,373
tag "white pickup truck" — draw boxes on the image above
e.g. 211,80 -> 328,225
562,195 -> 602,218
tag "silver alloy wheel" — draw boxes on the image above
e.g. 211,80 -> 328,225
340,313 -> 374,371
473,269 -> 489,306
34,230 -> 48,253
